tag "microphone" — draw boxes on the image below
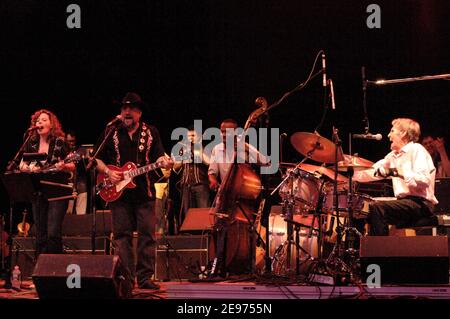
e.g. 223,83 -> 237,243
329,79 -> 335,110
106,115 -> 123,126
322,52 -> 327,87
352,133 -> 382,140
27,125 -> 43,131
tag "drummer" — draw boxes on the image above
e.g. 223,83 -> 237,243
353,118 -> 438,235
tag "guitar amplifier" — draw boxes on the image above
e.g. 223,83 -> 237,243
155,235 -> 210,281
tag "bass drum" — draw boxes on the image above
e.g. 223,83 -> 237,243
268,212 -> 319,275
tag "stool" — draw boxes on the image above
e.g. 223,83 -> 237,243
390,216 -> 440,237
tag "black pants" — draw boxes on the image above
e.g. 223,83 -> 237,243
367,196 -> 434,236
32,195 -> 68,255
109,200 -> 156,287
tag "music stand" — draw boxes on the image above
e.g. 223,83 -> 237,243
22,153 -> 48,163
1,172 -> 38,289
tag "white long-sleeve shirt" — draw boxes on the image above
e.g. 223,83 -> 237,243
354,142 -> 438,205
208,142 -> 270,181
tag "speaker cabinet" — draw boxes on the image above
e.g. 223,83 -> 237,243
155,235 -> 209,281
11,236 -> 111,279
360,236 -> 449,284
32,254 -> 129,299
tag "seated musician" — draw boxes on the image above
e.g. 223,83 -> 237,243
19,109 -> 75,254
353,118 -> 438,235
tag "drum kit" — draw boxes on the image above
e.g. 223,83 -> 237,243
269,131 -> 374,279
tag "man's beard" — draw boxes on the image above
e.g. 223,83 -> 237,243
123,118 -> 137,130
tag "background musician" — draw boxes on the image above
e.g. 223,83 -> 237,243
173,126 -> 211,225
422,134 -> 450,178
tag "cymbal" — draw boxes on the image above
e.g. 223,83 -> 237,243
298,163 -> 348,183
279,162 -> 296,168
290,132 -> 344,164
337,154 -> 374,172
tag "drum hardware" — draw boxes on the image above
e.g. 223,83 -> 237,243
284,218 -> 314,276
270,143 -> 318,275
324,131 -> 373,283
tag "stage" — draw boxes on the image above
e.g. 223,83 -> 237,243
2,279 -> 450,300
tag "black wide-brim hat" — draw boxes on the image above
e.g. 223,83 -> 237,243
120,92 -> 147,111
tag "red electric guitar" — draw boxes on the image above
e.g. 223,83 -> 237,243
96,155 -> 189,202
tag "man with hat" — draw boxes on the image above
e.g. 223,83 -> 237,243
95,92 -> 173,291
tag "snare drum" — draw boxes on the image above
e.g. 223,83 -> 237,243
322,191 -> 372,219
279,168 -> 322,214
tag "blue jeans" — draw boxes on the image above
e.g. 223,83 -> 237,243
32,196 -> 68,254
109,200 -> 156,287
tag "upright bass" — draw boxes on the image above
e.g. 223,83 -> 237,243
209,99 -> 268,276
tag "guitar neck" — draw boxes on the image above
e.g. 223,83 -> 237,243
128,162 -> 163,178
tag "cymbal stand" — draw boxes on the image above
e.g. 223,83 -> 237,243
325,127 -> 352,280
345,134 -> 363,254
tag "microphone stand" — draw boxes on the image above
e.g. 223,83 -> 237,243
86,124 -> 118,254
361,66 -> 370,135
5,129 -> 34,172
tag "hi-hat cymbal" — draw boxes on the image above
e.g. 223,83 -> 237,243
290,132 -> 344,164
337,154 -> 374,172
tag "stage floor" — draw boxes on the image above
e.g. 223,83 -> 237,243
2,279 -> 450,299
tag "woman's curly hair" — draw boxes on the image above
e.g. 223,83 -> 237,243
30,109 -> 65,141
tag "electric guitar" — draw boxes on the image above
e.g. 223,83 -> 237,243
96,155 -> 189,202
28,152 -> 82,173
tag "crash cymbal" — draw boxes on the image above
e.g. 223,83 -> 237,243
290,132 -> 344,164
298,163 -> 348,183
337,154 -> 374,172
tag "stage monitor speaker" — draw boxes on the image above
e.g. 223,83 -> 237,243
179,208 -> 215,233
32,254 -> 129,299
360,236 -> 449,285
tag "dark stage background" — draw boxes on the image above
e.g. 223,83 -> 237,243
0,0 -> 449,214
